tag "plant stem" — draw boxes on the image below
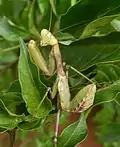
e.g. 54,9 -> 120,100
37,88 -> 50,110
0,42 -> 28,55
49,6 -> 52,31
0,45 -> 20,55
8,129 -> 16,147
54,109 -> 61,147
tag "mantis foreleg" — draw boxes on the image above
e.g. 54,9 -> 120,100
28,40 -> 55,76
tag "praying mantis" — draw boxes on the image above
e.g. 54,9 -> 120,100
28,29 -> 96,113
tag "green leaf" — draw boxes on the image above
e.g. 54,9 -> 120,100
60,0 -> 120,38
37,0 -> 51,30
0,17 -> 29,41
58,113 -> 87,147
57,32 -> 77,45
93,103 -> 120,143
8,80 -> 21,93
88,62 -> 120,105
0,0 -> 26,23
59,112 -> 69,125
0,69 -> 13,90
35,139 -> 45,147
80,14 -> 120,39
37,0 -> 49,16
93,101 -> 120,146
44,140 -> 53,147
49,0 -> 57,16
60,36 -> 120,71
0,38 -> 17,49
18,119 -> 42,131
0,51 -> 17,64
0,92 -> 24,116
94,80 -> 120,105
28,0 -> 40,38
94,102 -> 115,125
56,0 -> 71,15
18,38 -> 52,118
100,123 -> 120,142
93,63 -> 120,83
19,1 -> 31,29
35,139 -> 54,147
0,108 -> 22,130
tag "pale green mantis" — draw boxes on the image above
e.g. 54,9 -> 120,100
28,29 -> 96,113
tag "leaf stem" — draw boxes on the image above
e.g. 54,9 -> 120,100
0,42 -> 28,55
37,88 -> 51,111
8,129 -> 16,147
49,6 -> 52,31
54,109 -> 61,147
0,45 -> 20,55
114,99 -> 120,106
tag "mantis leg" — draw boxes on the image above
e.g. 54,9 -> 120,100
48,47 -> 56,75
54,109 -> 61,147
67,65 -> 93,84
28,40 -> 56,76
51,77 -> 59,99
66,65 -> 96,112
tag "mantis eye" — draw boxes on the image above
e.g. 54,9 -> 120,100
28,40 -> 36,49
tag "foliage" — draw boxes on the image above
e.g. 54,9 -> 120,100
0,0 -> 120,146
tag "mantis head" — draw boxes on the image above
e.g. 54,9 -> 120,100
40,29 -> 58,46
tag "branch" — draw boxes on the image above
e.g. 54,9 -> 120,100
54,109 -> 61,147
8,129 -> 16,147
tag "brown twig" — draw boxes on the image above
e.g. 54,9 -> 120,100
8,129 -> 16,147
54,109 -> 61,147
